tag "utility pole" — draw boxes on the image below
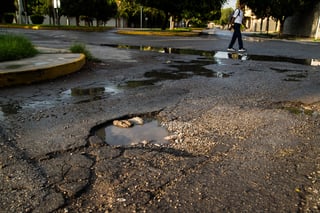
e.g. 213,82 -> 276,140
140,6 -> 143,29
18,0 -> 24,24
53,0 -> 61,25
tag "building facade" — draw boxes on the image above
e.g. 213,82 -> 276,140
284,2 -> 320,37
245,3 -> 320,38
244,7 -> 279,33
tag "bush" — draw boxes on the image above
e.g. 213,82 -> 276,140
0,34 -> 38,62
30,15 -> 45,24
4,13 -> 15,24
69,43 -> 94,61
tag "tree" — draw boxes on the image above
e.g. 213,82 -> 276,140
269,0 -> 298,34
242,0 -> 271,32
1,0 -> 16,14
182,0 -> 222,27
1,0 -> 16,23
117,0 -> 138,20
92,0 -> 118,26
137,0 -> 182,29
219,8 -> 234,27
60,0 -> 83,26
60,0 -> 117,26
136,0 -> 226,29
272,0 -> 320,34
26,0 -> 47,15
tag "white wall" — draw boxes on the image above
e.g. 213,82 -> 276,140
283,3 -> 320,37
42,15 -> 125,27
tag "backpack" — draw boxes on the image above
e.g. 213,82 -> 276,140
228,9 -> 240,24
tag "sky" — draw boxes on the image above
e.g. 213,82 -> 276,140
223,0 -> 237,9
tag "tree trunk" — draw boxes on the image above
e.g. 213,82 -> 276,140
169,16 -> 175,30
266,16 -> 270,35
279,18 -> 285,36
161,13 -> 169,30
186,20 -> 190,27
274,19 -> 278,32
76,16 -> 80,27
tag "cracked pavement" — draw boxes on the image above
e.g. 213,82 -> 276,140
0,28 -> 320,212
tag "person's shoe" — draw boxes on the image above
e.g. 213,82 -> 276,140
227,48 -> 236,52
238,48 -> 247,52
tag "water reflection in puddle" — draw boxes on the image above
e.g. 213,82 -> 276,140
215,51 -> 248,61
0,85 -> 121,120
61,86 -> 121,103
120,59 -> 231,88
105,44 -> 318,88
101,44 -> 215,59
95,119 -> 169,146
102,44 -> 320,66
62,85 -> 121,97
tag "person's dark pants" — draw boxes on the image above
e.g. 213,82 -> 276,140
228,23 -> 243,49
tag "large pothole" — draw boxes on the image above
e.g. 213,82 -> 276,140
94,113 -> 171,146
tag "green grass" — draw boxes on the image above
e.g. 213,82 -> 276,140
69,43 -> 95,61
117,28 -> 199,37
0,34 -> 38,62
132,28 -> 193,32
0,24 -> 113,32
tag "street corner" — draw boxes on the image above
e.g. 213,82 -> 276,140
0,53 -> 86,87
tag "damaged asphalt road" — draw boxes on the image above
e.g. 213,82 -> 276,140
0,29 -> 320,212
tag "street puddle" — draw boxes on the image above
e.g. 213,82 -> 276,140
63,86 -> 121,97
101,44 -> 215,58
284,73 -> 308,82
1,45 -> 318,120
60,85 -> 121,103
23,85 -> 120,108
102,44 -> 320,66
95,116 -> 169,146
270,67 -> 302,73
70,87 -> 106,96
120,59 -> 230,88
103,44 -> 318,87
215,51 -> 248,61
120,79 -> 158,88
269,67 -> 309,81
0,85 -> 121,120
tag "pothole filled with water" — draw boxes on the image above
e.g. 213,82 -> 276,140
94,114 -> 170,146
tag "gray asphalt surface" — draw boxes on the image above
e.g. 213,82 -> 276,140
0,28 -> 320,212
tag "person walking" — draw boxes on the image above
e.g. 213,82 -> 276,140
227,2 -> 247,52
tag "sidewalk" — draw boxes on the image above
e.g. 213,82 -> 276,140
0,48 -> 86,87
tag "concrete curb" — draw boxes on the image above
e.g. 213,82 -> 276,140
0,53 -> 86,87
116,29 -> 200,37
